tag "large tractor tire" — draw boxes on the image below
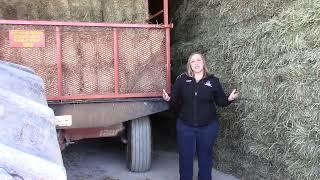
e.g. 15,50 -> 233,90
126,116 -> 152,172
0,60 -> 66,180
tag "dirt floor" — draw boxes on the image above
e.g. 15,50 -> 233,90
62,138 -> 238,180
62,116 -> 239,180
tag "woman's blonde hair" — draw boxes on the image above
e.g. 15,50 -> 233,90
186,52 -> 209,78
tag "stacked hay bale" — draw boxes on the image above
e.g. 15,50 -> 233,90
0,0 -> 148,22
118,28 -> 166,93
0,0 -> 70,20
60,26 -> 115,95
171,0 -> 320,179
0,0 -> 166,96
67,0 -> 102,22
102,0 -> 148,23
60,27 -> 165,96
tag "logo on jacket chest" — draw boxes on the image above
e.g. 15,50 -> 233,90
204,81 -> 212,87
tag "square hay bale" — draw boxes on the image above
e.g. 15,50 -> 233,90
118,28 -> 165,93
61,27 -> 114,95
0,0 -> 149,22
62,64 -> 81,96
102,0 -> 148,23
67,0 -> 102,22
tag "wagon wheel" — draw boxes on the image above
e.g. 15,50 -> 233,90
126,116 -> 152,172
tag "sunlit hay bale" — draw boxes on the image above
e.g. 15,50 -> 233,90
65,29 -> 113,95
0,0 -> 40,20
149,29 -> 165,55
0,0 -> 71,20
62,64 -> 81,96
62,56 -> 114,96
0,0 -> 147,22
61,30 -> 81,67
118,28 -> 165,93
0,0 -> 14,19
61,27 -> 113,94
97,66 -> 114,93
36,64 -> 58,97
94,33 -> 115,94
119,29 -> 144,73
131,64 -> 166,93
37,0 -> 71,20
101,0 -> 148,23
67,0 -> 102,22
81,65 -> 98,95
61,43 -> 79,67
78,33 -> 98,64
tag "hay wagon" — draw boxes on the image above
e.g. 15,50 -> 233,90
0,0 -> 172,172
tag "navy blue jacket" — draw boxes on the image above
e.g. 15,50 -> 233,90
169,73 -> 232,126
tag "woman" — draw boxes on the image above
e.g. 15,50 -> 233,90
162,52 -> 239,180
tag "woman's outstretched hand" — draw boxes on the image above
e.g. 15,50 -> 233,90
162,89 -> 171,102
228,89 -> 240,101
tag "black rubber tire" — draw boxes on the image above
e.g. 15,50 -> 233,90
0,60 -> 46,104
126,116 -> 152,172
0,60 -> 66,179
0,60 -> 36,74
0,60 -> 62,163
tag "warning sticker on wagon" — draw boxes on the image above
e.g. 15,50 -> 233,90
9,30 -> 45,48
55,115 -> 72,127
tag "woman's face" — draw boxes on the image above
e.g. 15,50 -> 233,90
190,54 -> 204,74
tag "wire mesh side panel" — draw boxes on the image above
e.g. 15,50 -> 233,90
60,26 -> 114,96
118,28 -> 166,94
0,25 -> 58,96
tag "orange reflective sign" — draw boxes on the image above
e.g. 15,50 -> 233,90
9,30 -> 45,48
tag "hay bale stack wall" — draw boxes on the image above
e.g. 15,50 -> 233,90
171,0 -> 320,179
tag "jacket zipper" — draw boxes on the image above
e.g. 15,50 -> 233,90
193,80 -> 199,124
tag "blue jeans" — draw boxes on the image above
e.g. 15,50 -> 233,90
176,119 -> 219,180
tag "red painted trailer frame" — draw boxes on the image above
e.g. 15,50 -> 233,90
0,2 -> 172,101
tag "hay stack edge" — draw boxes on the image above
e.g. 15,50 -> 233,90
171,0 -> 320,179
